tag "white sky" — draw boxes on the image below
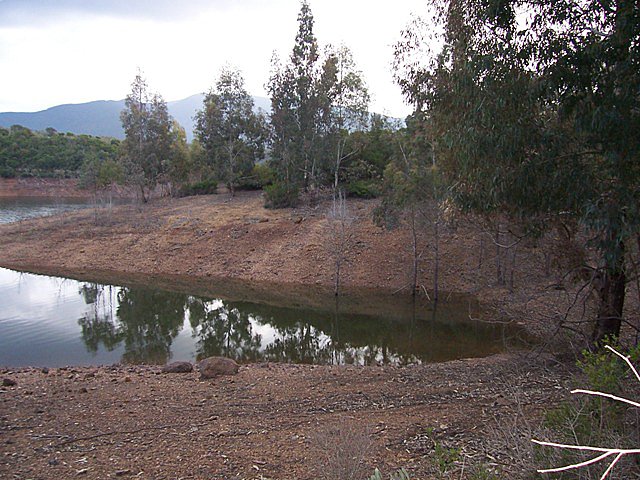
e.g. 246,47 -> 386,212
0,0 -> 424,118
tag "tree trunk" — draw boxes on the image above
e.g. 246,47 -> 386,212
410,205 -> 419,297
591,241 -> 626,345
433,216 -> 440,302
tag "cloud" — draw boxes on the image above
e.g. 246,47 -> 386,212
0,0 -> 243,26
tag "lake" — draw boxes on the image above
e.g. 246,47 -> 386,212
0,267 -> 526,367
0,196 -> 93,224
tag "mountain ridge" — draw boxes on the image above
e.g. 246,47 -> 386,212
0,94 -> 272,141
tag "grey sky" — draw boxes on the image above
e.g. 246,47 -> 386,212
0,0 -> 423,117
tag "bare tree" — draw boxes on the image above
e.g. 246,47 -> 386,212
326,190 -> 354,296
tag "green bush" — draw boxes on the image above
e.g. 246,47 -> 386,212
346,180 -> 381,199
179,179 -> 218,197
0,165 -> 15,178
236,164 -> 275,191
264,181 -> 299,209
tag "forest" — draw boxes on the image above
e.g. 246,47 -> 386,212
0,125 -> 120,179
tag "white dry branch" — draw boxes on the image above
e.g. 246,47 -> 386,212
532,345 -> 640,479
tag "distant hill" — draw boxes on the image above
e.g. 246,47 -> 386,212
0,94 -> 272,142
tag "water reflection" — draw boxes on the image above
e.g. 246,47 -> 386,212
0,268 -> 525,367
72,284 -> 518,366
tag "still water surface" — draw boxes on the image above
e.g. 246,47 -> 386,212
0,268 -> 525,367
0,197 -> 92,224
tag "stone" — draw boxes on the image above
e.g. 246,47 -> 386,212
198,357 -> 239,379
2,378 -> 17,387
161,361 -> 193,374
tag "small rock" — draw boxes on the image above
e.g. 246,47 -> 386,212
48,458 -> 59,466
198,357 -> 239,379
115,469 -> 131,476
123,376 -> 131,383
2,378 -> 17,387
41,367 -> 49,374
161,361 -> 193,374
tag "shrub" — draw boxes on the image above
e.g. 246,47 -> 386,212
264,181 -> 299,209
179,179 -> 218,197
345,179 -> 381,199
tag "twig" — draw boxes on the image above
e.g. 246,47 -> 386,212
533,345 -> 640,479
54,422 -> 208,447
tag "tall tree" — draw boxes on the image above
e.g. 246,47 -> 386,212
395,0 -> 640,343
267,1 -> 370,203
195,67 -> 267,196
120,72 -> 173,202
268,0 -> 321,195
317,44 -> 370,191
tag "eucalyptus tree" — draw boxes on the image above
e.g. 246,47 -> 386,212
394,0 -> 640,343
195,67 -> 267,196
267,1 -> 369,202
267,0 -> 320,196
318,44 -> 370,191
120,72 -> 173,202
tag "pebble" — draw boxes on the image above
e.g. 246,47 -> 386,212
2,378 -> 17,387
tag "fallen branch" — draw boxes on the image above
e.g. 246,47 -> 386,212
54,422 -> 208,447
532,345 -> 640,479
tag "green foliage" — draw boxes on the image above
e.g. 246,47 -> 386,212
395,0 -> 640,341
195,67 -> 268,196
432,440 -> 460,477
267,2 -> 370,194
120,72 -> 177,202
79,156 -> 123,191
540,344 -> 640,478
264,181 -> 299,209
179,179 -> 218,197
235,163 -> 275,191
0,125 -> 120,178
345,179 -> 381,199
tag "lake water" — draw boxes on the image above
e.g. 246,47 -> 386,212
0,267 -> 526,367
0,196 -> 92,224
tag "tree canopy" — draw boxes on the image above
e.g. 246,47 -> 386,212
394,0 -> 640,343
195,67 -> 268,195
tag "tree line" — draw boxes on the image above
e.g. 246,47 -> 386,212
0,125 -> 120,179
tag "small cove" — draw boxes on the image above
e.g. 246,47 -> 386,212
0,267 -> 528,367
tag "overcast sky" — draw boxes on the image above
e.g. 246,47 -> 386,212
0,0 -> 424,118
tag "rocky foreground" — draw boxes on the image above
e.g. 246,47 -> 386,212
1,353 -> 572,480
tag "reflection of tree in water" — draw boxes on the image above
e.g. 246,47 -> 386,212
187,297 -> 262,362
77,283 -> 187,364
116,288 -> 186,364
78,284 -> 121,353
75,281 -> 518,366
262,320 -> 334,364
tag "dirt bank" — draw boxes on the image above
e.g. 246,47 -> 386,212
0,353 -> 572,480
0,190 -> 584,339
0,177 -> 90,198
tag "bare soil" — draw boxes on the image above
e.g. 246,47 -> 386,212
1,354 -> 572,480
0,182 -> 604,479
